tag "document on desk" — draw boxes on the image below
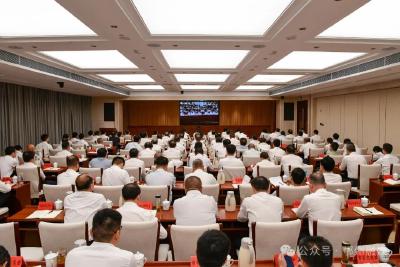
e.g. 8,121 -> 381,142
269,176 -> 287,187
26,210 -> 63,219
353,207 -> 383,216
384,179 -> 400,185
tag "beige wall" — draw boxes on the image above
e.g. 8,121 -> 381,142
312,84 -> 400,153
91,98 -> 123,131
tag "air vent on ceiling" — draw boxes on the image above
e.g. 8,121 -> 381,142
0,49 -> 129,95
269,52 -> 400,95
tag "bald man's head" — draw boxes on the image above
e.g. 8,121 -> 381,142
75,174 -> 94,191
185,176 -> 202,193
192,159 -> 204,171
309,171 -> 326,193
26,144 -> 35,152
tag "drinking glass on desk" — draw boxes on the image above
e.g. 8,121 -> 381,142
57,248 -> 66,264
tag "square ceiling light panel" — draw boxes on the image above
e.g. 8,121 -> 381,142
319,0 -> 400,39
180,85 -> 220,90
98,74 -> 154,83
40,50 -> 137,69
269,51 -> 365,70
131,0 -> 293,36
236,85 -> 274,90
0,0 -> 95,37
175,74 -> 230,83
161,50 -> 249,69
127,85 -> 164,90
248,74 -> 303,83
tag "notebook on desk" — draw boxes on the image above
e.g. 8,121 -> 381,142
353,207 -> 383,216
384,179 -> 400,185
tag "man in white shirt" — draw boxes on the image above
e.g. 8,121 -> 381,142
57,155 -> 79,185
374,143 -> 399,175
216,139 -> 230,159
286,129 -> 295,140
339,143 -> 367,187
281,144 -> 303,176
310,129 -> 322,144
65,208 -> 137,267
70,132 -> 79,144
151,139 -> 162,154
268,139 -> 285,164
0,146 -> 18,178
320,156 -> 342,183
236,138 -> 248,155
252,152 -> 275,177
163,140 -> 181,159
296,172 -> 341,235
185,159 -> 217,185
102,157 -> 130,186
299,137 -> 316,162
332,133 -> 341,145
64,174 -> 107,224
212,136 -> 224,154
145,156 -> 176,187
89,148 -> 112,169
197,230 -> 231,267
35,134 -> 53,159
257,138 -> 270,152
125,148 -> 145,175
242,144 -> 260,157
268,128 -> 281,141
117,183 -> 167,239
237,176 -> 283,229
188,147 -> 212,169
124,136 -> 143,152
218,144 -> 244,169
139,142 -> 156,158
76,133 -> 89,147
55,141 -> 73,157
173,176 -> 217,226
293,130 -> 305,144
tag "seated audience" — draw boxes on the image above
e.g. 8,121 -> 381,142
173,176 -> 217,226
257,138 -> 270,152
145,156 -> 175,187
286,129 -> 295,140
55,141 -> 73,157
125,148 -> 145,174
310,129 -> 322,143
324,137 -> 333,153
326,141 -> 339,156
139,142 -> 156,158
268,128 -> 281,141
14,145 -> 23,165
0,246 -> 10,267
188,147 -> 212,169
339,143 -> 367,186
293,130 -> 304,144
19,151 -> 45,180
89,148 -> 112,169
320,156 -> 342,183
70,132 -> 79,144
102,157 -> 130,186
124,135 -> 142,152
249,136 -> 260,147
196,230 -> 231,267
57,155 -> 79,185
151,139 -> 162,153
296,172 -> 341,235
65,209 -> 137,267
299,137 -> 316,161
163,140 -> 181,159
218,144 -> 244,168
0,146 -> 18,178
77,133 -> 89,147
236,138 -> 248,154
372,145 -> 384,161
35,133 -> 53,159
185,159 -> 217,185
374,143 -> 399,175
289,167 -> 306,186
332,133 -> 341,145
242,143 -> 260,157
281,144 -> 303,176
117,183 -> 167,239
268,139 -> 285,164
252,152 -> 275,177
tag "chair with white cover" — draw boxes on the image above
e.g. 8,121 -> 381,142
124,167 -> 141,180
93,185 -> 123,206
120,149 -> 130,157
43,184 -> 72,202
281,139 -> 293,146
309,148 -> 325,158
222,166 -> 246,181
362,154 -> 372,163
277,186 -> 309,205
351,164 -> 381,196
392,164 -> 400,175
92,144 -> 104,150
119,221 -> 168,261
49,149 -> 61,156
202,184 -> 219,202
251,220 -> 301,260
302,165 -> 314,177
103,141 -> 113,147
242,156 -> 261,167
79,167 -> 102,179
170,224 -> 221,261
359,148 -> 368,155
16,166 -> 41,199
329,155 -> 344,166
71,143 -> 84,150
183,166 -> 193,176
326,182 -> 352,200
238,184 -> 253,202
108,155 -> 118,160
139,185 -> 169,206
257,165 -> 281,178
140,156 -> 155,168
0,222 -> 44,261
314,219 -> 363,257
71,149 -> 86,158
49,156 -> 67,167
39,222 -> 87,255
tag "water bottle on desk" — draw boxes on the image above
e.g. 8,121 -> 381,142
238,238 -> 255,267
225,191 -> 236,212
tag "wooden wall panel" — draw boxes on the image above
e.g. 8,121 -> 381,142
219,101 -> 276,126
123,101 -> 179,127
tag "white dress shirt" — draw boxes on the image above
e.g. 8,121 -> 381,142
281,154 -> 303,176
65,242 -> 136,267
139,148 -> 156,158
145,168 -> 175,187
374,154 -> 399,175
296,188 -> 341,235
237,192 -> 283,227
64,191 -> 107,224
19,162 -> 46,180
299,142 -> 316,159
55,150 -> 73,157
258,143 -> 271,152
102,165 -> 130,186
243,149 -> 261,157
188,154 -> 212,168
125,158 -> 145,174
323,172 -> 342,183
57,169 -> 79,185
311,135 -> 322,143
117,201 -> 167,239
0,155 -> 18,178
218,155 -> 244,169
0,181 -> 12,193
252,160 -> 275,177
125,142 -> 143,152
184,169 -> 217,185
293,136 -> 304,144
340,152 -> 367,179
36,141 -> 53,158
173,190 -> 218,226
268,147 -> 286,163
152,144 -> 162,153
268,132 -> 280,141
163,148 -> 181,159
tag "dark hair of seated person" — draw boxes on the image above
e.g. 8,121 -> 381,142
22,151 -> 35,163
0,245 -> 10,267
320,156 -> 335,172
298,236 -> 333,267
291,168 -> 306,185
226,144 -> 236,155
121,183 -> 140,201
75,174 -> 94,191
155,156 -> 168,166
92,209 -> 122,243
97,148 -> 107,158
196,230 -> 231,267
273,139 -> 281,148
250,176 -> 270,192
330,142 -> 339,152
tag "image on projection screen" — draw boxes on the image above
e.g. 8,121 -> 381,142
179,100 -> 220,125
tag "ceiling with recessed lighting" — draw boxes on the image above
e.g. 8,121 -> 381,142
0,0 -> 399,97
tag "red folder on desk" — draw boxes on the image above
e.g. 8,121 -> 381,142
190,256 -> 199,267
232,177 -> 243,184
346,199 -> 361,208
11,256 -> 26,267
137,201 -> 153,210
292,200 -> 301,208
38,201 -> 54,210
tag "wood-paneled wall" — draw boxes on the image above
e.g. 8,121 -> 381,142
123,100 -> 276,136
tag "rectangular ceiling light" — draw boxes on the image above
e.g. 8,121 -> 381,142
40,50 -> 137,69
268,51 -> 365,70
0,0 -> 96,37
175,74 -> 229,83
161,50 -> 249,69
181,85 -> 220,90
318,0 -> 400,39
236,85 -> 274,90
98,74 -> 154,83
127,85 -> 164,90
131,0 -> 292,36
248,74 -> 303,83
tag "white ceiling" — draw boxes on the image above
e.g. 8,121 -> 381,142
0,0 -> 399,97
